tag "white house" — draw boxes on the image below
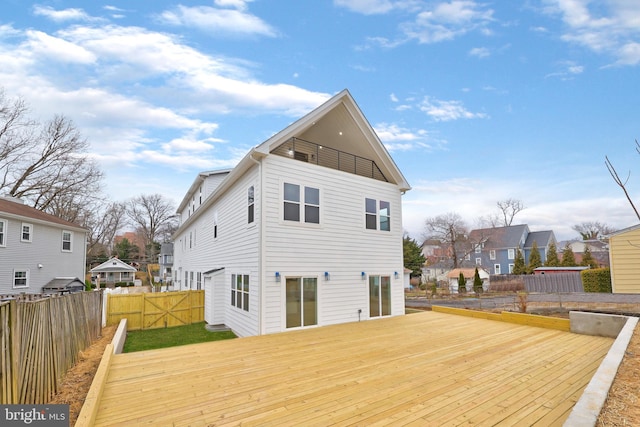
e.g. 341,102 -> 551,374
172,89 -> 411,337
90,257 -> 138,285
0,196 -> 87,294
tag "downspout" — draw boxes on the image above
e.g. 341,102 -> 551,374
248,150 -> 265,335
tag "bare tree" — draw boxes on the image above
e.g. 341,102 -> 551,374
126,194 -> 176,261
571,221 -> 615,240
423,212 -> 469,269
0,90 -> 103,222
605,140 -> 640,222
496,198 -> 525,227
83,202 -> 128,257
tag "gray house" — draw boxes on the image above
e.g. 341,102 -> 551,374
0,196 -> 87,294
468,225 -> 556,274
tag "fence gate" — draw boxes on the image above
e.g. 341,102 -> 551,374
107,290 -> 204,330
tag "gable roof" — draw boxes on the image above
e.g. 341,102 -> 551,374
175,89 -> 410,235
0,196 -> 86,231
524,230 -> 555,248
469,224 -> 529,249
90,257 -> 137,273
608,223 -> 640,237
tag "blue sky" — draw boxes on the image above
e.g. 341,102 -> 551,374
1,0 -> 639,241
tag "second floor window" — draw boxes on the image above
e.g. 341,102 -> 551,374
0,219 -> 6,247
21,223 -> 33,242
489,250 -> 496,260
365,198 -> 391,231
283,183 -> 319,224
508,248 -> 515,260
62,231 -> 72,252
248,186 -> 255,224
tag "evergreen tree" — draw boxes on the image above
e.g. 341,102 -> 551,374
113,238 -> 140,262
473,267 -> 483,294
545,242 -> 559,267
512,249 -> 527,274
561,242 -> 577,266
403,236 -> 427,277
581,246 -> 598,268
458,271 -> 467,294
526,241 -> 542,274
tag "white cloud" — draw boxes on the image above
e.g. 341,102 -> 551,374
419,96 -> 488,121
32,5 -> 100,22
25,30 -> 96,63
469,46 -> 490,58
334,0 -> 396,15
158,4 -> 277,37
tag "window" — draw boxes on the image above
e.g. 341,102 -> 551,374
13,270 -> 28,288
494,264 -> 501,274
283,183 -> 319,224
190,271 -> 194,288
231,274 -> 249,311
0,219 -> 6,247
475,245 -> 481,254
184,271 -> 188,289
507,248 -> 515,260
365,198 -> 390,231
197,272 -> 202,290
213,211 -> 218,238
508,264 -> 515,273
248,186 -> 255,224
476,258 -> 482,265
62,230 -> 72,252
21,223 -> 33,242
465,253 -> 471,261
489,250 -> 496,260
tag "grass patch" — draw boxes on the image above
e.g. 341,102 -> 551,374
123,322 -> 237,353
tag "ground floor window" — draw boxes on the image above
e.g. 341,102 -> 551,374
13,270 -> 28,288
231,274 -> 249,311
369,275 -> 391,318
286,277 -> 317,328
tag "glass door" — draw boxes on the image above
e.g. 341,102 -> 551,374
369,275 -> 391,318
286,277 -> 317,328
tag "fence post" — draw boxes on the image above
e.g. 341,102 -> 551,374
9,299 -> 19,404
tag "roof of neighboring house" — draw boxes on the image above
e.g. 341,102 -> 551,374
469,224 -> 529,249
534,266 -> 589,272
0,196 -> 86,231
607,223 -> 640,237
42,277 -> 85,293
90,257 -> 137,273
524,230 -> 555,248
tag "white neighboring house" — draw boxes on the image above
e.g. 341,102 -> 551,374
90,257 -> 138,286
0,196 -> 87,294
173,89 -> 411,337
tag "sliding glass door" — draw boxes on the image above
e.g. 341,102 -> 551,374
369,275 -> 391,318
286,277 -> 317,328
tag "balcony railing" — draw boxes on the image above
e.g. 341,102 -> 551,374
271,137 -> 388,182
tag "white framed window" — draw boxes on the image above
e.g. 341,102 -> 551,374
62,230 -> 73,252
213,211 -> 218,239
13,269 -> 29,288
248,186 -> 255,224
494,264 -> 501,274
21,223 -> 33,242
475,245 -> 481,254
283,182 -> 320,224
184,271 -> 189,289
0,219 -> 7,247
465,253 -> 471,261
489,250 -> 496,260
508,264 -> 515,273
507,248 -> 515,260
365,198 -> 391,231
475,258 -> 482,265
231,274 -> 250,312
197,272 -> 202,290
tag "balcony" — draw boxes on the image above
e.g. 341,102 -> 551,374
271,137 -> 388,183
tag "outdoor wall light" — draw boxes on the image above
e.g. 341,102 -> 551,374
275,272 -> 281,282
38,264 -> 43,269
324,272 -> 330,281
394,271 -> 399,279
361,272 -> 366,280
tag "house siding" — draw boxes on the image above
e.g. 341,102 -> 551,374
609,226 -> 640,293
0,216 -> 86,293
174,167 -> 261,337
261,155 -> 404,334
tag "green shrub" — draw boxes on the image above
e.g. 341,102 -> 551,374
582,268 -> 612,293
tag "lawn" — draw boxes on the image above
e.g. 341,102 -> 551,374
123,322 -> 237,353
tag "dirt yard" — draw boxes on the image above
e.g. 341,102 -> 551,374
50,322 -> 638,426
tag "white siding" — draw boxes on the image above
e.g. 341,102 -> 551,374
0,217 -> 86,293
174,167 -> 261,337
261,155 -> 405,334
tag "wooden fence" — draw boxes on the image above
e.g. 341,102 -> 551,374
489,273 -> 584,293
106,290 -> 204,330
0,291 -> 103,404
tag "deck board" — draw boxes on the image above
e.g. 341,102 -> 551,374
92,311 -> 613,426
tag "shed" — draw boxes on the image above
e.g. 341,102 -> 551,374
42,277 -> 85,294
447,268 -> 490,293
533,266 -> 589,275
608,224 -> 640,293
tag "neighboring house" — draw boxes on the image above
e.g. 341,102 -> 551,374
0,196 -> 87,294
559,239 -> 610,267
446,268 -> 490,293
467,225 -> 556,275
421,261 -> 453,284
608,224 -> 640,293
158,242 -> 174,286
172,89 -> 411,337
90,257 -> 137,285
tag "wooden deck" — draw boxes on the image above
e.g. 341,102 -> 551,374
91,311 -> 613,426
